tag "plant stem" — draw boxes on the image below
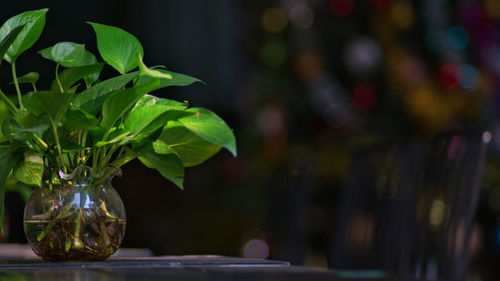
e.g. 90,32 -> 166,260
92,146 -> 100,171
55,64 -> 64,92
51,121 -> 67,172
110,153 -> 136,170
97,146 -> 107,171
100,145 -> 117,169
11,62 -> 24,109
33,134 -> 48,151
79,130 -> 88,165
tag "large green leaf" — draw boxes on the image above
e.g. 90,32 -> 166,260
53,63 -> 104,92
135,68 -> 202,93
39,42 -> 95,67
0,25 -> 24,65
154,122 -> 221,167
138,144 -> 184,189
0,9 -> 48,63
0,145 -> 22,231
138,54 -> 172,80
88,22 -> 144,74
23,91 -> 73,123
13,152 -> 43,186
177,108 -> 236,156
100,84 -> 151,129
62,106 -> 99,129
2,111 -> 50,142
72,71 -> 139,115
123,95 -> 187,139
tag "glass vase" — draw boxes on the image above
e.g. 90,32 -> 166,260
23,165 -> 126,261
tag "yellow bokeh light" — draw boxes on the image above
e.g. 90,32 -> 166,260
261,8 -> 288,33
429,199 -> 446,228
391,2 -> 414,30
486,0 -> 500,18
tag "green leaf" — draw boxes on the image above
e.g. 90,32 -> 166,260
13,152 -> 43,186
138,54 -> 172,79
15,72 -> 39,84
95,129 -> 132,147
2,111 -> 50,141
23,91 -> 74,123
53,63 -> 104,92
0,25 -> 24,65
0,90 -> 17,114
60,142 -> 86,153
62,107 -> 99,129
87,127 -> 106,140
88,22 -> 144,74
177,108 -> 236,156
100,84 -> 151,129
135,68 -> 202,93
138,144 -> 184,188
154,122 -> 221,167
0,146 -> 22,232
82,52 -> 101,86
39,41 -> 97,68
0,9 -> 48,63
123,95 -> 188,140
72,71 -> 139,115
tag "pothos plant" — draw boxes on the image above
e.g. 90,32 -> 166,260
0,9 -> 237,230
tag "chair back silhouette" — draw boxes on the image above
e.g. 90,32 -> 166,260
329,130 -> 488,281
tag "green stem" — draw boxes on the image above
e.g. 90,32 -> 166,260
92,146 -> 101,170
96,146 -> 109,171
100,145 -> 118,169
11,62 -> 23,109
31,82 -> 37,92
110,153 -> 136,170
32,134 -> 48,151
79,130 -> 88,165
55,64 -> 64,92
51,121 -> 67,172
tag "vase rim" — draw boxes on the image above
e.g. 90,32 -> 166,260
56,165 -> 122,184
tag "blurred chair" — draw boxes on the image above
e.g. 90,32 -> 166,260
266,152 -> 313,265
329,130 -> 489,281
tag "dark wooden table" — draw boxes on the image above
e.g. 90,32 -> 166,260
0,256 -> 427,281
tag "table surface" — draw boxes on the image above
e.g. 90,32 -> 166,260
0,256 -> 426,281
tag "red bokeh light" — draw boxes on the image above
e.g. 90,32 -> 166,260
439,63 -> 459,89
222,157 -> 248,183
370,0 -> 393,9
352,84 -> 377,110
329,0 -> 353,16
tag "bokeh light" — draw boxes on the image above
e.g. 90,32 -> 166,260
261,40 -> 288,68
329,0 -> 353,16
458,64 -> 480,90
261,8 -> 288,33
343,37 -> 381,76
352,85 -> 377,111
391,1 -> 414,30
242,239 -> 270,259
447,26 -> 469,50
439,63 -> 459,89
485,0 -> 500,18
370,0 -> 393,9
429,199 -> 446,228
289,3 -> 315,30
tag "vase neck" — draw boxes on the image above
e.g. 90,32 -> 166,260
45,165 -> 121,186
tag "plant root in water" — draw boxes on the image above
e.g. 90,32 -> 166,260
25,218 -> 125,261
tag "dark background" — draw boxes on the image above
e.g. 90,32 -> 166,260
2,0 -> 500,279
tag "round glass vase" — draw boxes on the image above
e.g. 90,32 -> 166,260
23,166 -> 126,261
